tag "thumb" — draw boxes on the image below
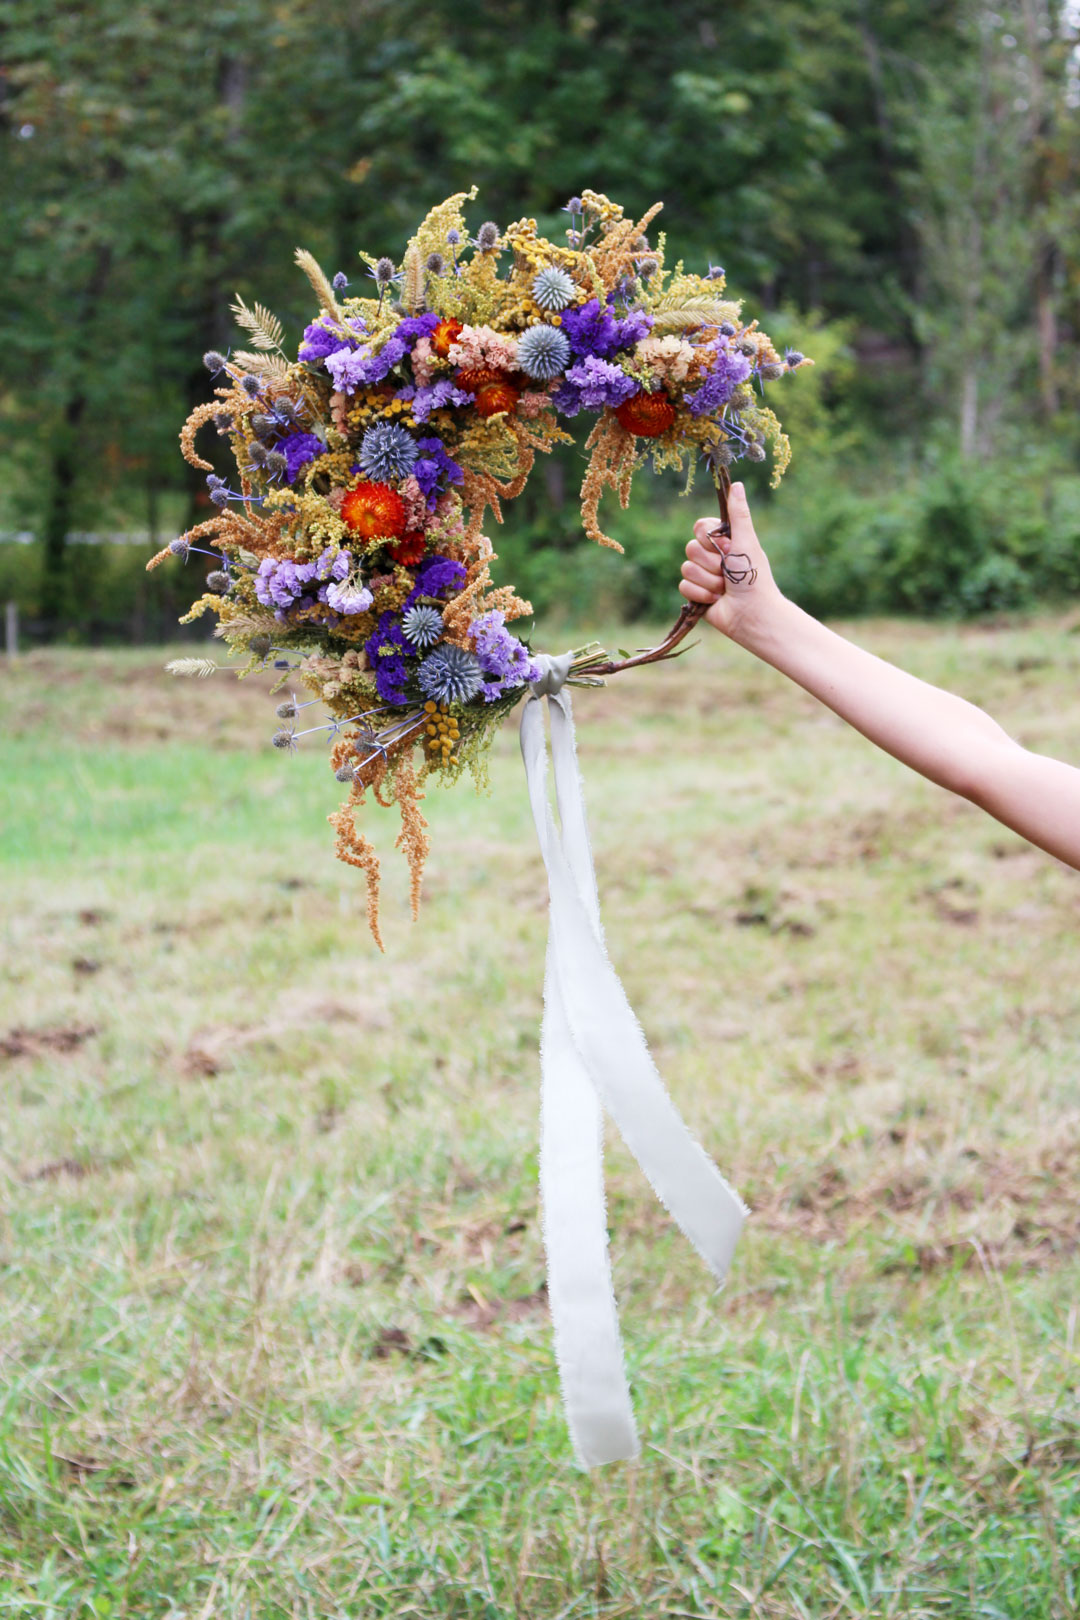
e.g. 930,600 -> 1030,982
726,482 -> 758,549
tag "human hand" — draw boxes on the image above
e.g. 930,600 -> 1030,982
679,482 -> 784,648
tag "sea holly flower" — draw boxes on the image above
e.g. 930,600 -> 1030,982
418,643 -> 483,705
358,423 -> 419,483
532,267 -> 577,312
517,324 -> 571,381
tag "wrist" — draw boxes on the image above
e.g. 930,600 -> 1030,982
728,589 -> 798,660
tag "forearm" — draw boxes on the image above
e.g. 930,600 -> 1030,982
737,598 -> 1016,798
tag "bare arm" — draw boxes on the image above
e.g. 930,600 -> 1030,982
680,484 -> 1080,872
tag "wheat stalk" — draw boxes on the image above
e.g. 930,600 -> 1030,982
294,248 -> 345,323
230,294 -> 284,352
164,657 -> 218,679
232,350 -> 294,385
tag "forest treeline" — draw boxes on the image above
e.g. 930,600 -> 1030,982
2,0 -> 1078,632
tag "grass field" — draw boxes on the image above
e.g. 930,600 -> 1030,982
2,618 -> 1079,1619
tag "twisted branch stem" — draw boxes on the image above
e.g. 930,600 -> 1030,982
585,467 -> 732,678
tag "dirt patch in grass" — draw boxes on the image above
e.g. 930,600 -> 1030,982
1,1024 -> 97,1062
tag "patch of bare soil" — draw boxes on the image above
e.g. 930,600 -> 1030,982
752,1137 -> 1080,1269
1,1025 -> 97,1062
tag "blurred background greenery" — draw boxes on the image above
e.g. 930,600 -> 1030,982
2,0 -> 1079,640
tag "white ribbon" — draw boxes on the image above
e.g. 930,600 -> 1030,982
520,656 -> 748,1469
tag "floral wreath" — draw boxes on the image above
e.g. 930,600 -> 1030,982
150,188 -> 809,944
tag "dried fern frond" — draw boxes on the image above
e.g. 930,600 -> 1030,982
230,293 -> 284,352
164,657 -> 218,679
232,350 -> 294,386
294,248 -> 345,324
650,298 -> 742,335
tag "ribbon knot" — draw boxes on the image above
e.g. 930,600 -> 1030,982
528,651 -> 573,698
521,673 -> 747,1469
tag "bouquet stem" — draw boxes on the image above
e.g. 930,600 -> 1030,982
586,468 -> 732,678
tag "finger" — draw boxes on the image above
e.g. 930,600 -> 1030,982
727,482 -> 759,553
681,560 -> 725,594
693,515 -> 732,553
686,536 -> 727,575
679,578 -> 722,605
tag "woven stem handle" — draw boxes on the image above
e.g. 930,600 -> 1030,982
586,468 -> 732,678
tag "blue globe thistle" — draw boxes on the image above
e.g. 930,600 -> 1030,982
418,644 -> 483,706
358,423 -> 419,483
532,267 -> 577,312
203,350 -> 227,374
332,271 -> 348,291
241,374 -> 261,397
516,324 -> 571,382
402,604 -> 444,649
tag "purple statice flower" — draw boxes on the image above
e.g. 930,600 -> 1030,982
404,554 -> 468,611
553,356 -> 638,417
685,347 -> 752,417
396,380 -> 475,424
279,432 -> 324,483
298,315 -> 364,363
365,612 -> 411,704
469,611 -> 540,701
391,312 -> 441,346
325,336 -> 408,394
326,579 -> 373,615
412,437 -> 465,505
559,297 -> 653,360
255,548 -> 350,618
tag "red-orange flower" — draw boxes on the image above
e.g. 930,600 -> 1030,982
388,531 -> 426,566
615,390 -> 676,438
473,381 -> 520,418
431,318 -> 463,359
454,365 -> 503,394
340,481 -> 407,542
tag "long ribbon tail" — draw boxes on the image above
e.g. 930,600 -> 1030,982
520,687 -> 747,1468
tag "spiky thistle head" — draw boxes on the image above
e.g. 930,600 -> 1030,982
332,271 -> 348,291
531,267 -> 577,312
334,762 -> 356,782
425,252 -> 446,275
474,221 -> 501,253
203,350 -> 227,374
402,604 -> 444,649
241,374 -> 261,397
358,423 -> 419,484
206,570 -> 231,593
418,644 -> 483,706
249,634 -> 272,660
170,536 -> 191,560
516,324 -> 571,382
372,256 -> 397,286
272,727 -> 297,751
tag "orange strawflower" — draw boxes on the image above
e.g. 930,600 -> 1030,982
431,318 -> 463,359
388,531 -> 426,566
615,390 -> 676,438
474,381 -> 520,418
340,481 -> 408,541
